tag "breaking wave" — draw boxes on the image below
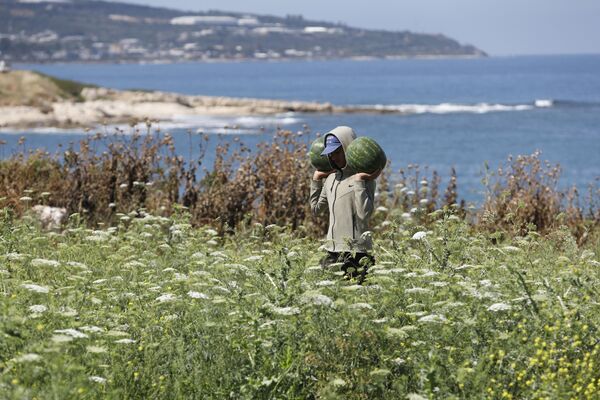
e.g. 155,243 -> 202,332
358,98 -> 600,115
355,100 -> 559,115
161,113 -> 301,134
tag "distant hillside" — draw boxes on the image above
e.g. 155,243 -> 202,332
0,0 -> 486,63
0,70 -> 94,106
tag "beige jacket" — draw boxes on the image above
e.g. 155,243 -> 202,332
310,126 -> 376,253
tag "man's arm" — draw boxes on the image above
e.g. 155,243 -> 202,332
353,179 -> 376,220
310,170 -> 333,215
353,169 -> 380,220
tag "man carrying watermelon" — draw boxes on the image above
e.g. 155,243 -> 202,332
309,126 -> 385,282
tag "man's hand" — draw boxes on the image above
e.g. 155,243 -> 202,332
313,169 -> 335,181
355,169 -> 382,181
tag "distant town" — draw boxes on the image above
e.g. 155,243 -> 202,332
0,0 -> 485,63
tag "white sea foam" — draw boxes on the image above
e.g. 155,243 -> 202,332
162,113 -> 301,133
534,99 -> 554,108
361,102 -> 537,114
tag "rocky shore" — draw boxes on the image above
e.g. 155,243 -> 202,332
0,70 -> 408,130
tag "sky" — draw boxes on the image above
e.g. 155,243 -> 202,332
115,0 -> 600,56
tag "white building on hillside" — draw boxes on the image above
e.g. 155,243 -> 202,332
0,60 -> 10,73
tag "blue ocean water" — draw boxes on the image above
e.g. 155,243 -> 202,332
4,55 -> 600,201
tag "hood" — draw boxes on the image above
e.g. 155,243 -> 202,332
325,126 -> 357,153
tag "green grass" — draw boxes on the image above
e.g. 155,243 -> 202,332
1,207 -> 599,399
33,71 -> 97,102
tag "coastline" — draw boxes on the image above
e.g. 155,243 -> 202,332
0,86 -> 412,130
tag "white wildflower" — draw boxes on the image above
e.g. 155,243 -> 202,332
244,255 -> 263,262
156,293 -> 177,303
6,253 -> 26,261
503,246 -> 521,253
85,235 -> 108,242
206,239 -> 218,246
173,273 -> 188,281
114,338 -> 136,344
316,280 -> 336,287
15,353 -> 42,363
54,329 -> 88,339
205,229 -> 218,236
31,258 -> 60,268
418,314 -> 448,324
331,378 -> 346,387
373,269 -> 391,275
302,293 -> 334,307
429,281 -> 448,287
124,261 -> 146,269
372,317 -> 388,324
376,206 -> 389,213
419,199 -> 429,205
21,284 -> 50,294
224,263 -> 249,272
187,291 -> 209,299
86,346 -> 107,353
52,334 -> 73,343
28,304 -> 48,313
66,261 -> 88,269
349,303 -> 374,311
89,376 -> 107,384
401,212 -> 411,220
58,307 -> 78,317
488,302 -> 512,312
270,306 -> 301,316
411,231 -> 427,241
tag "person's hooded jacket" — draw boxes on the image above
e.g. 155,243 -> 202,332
310,126 -> 376,253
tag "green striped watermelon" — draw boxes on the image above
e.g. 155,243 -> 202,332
308,137 -> 333,171
346,136 -> 387,173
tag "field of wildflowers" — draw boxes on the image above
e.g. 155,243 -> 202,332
1,128 -> 599,398
1,202 -> 600,398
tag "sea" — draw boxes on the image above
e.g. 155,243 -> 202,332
4,54 -> 600,202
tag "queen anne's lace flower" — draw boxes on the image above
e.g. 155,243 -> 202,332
488,302 -> 512,312
412,231 -> 427,241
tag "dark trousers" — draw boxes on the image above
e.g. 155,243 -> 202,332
319,251 -> 375,283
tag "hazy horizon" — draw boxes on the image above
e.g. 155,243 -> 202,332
109,0 -> 600,56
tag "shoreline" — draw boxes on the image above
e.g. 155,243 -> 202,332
0,86 -> 413,131
11,53 -> 488,68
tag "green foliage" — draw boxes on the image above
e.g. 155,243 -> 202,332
35,72 -> 97,102
1,209 -> 600,398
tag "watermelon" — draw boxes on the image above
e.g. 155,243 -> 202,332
346,136 -> 387,173
308,137 -> 333,171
